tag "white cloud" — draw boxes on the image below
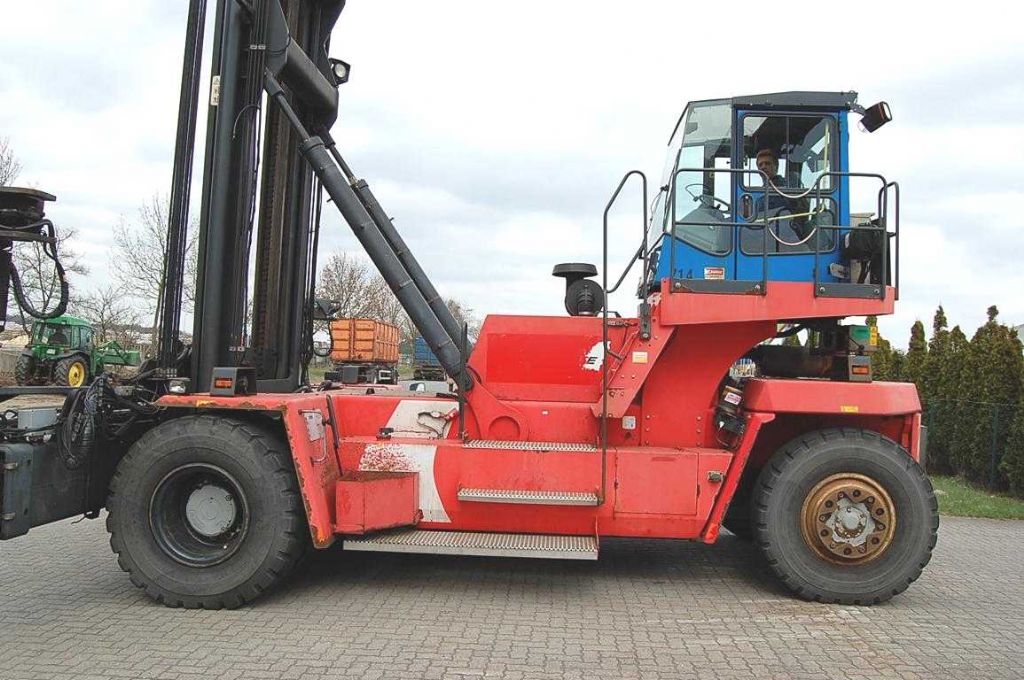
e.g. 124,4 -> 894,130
1,0 -> 1021,348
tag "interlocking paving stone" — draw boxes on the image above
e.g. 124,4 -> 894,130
1,516 -> 1021,679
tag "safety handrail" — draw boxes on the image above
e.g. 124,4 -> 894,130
669,168 -> 771,293
664,168 -> 899,300
599,170 -> 647,504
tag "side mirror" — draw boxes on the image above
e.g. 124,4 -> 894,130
312,299 -> 341,320
858,101 -> 892,133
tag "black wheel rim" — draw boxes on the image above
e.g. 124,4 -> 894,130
149,463 -> 250,567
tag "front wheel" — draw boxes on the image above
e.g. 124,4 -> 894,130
53,355 -> 89,387
753,428 -> 938,605
106,415 -> 309,608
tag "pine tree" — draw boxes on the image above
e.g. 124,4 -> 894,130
904,320 -> 928,388
922,306 -> 952,472
944,325 -> 972,476
1002,385 -> 1024,496
955,307 -> 1024,486
1000,333 -> 1024,496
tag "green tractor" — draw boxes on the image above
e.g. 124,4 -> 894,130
14,315 -> 142,388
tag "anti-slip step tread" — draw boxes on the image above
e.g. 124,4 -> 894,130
344,529 -> 598,560
458,488 -> 600,506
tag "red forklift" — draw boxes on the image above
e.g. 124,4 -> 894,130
0,0 -> 935,609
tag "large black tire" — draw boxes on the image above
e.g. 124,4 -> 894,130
753,428 -> 938,605
14,354 -> 34,386
722,504 -> 753,540
722,468 -> 759,540
107,415 -> 309,609
53,354 -> 89,387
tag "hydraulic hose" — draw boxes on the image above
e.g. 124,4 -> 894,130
6,219 -> 69,319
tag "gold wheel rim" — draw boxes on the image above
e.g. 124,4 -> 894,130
68,361 -> 86,387
800,473 -> 896,565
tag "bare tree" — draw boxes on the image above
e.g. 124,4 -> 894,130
444,297 -> 481,341
75,285 -> 143,346
315,249 -> 480,348
316,252 -> 380,318
11,229 -> 88,330
112,193 -> 198,345
0,136 -> 22,186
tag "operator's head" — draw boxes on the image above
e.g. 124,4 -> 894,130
756,149 -> 779,179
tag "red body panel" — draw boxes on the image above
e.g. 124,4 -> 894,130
742,378 -> 921,415
159,283 -> 922,546
659,281 -> 896,325
335,472 -> 418,534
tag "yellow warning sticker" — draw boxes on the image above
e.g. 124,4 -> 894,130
841,405 -> 860,413
632,351 -> 649,364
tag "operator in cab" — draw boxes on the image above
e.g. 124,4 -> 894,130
754,148 -> 810,244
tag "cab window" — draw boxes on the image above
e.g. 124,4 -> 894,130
741,195 -> 837,254
742,115 -> 836,191
667,102 -> 733,255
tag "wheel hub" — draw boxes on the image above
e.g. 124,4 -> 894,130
149,463 -> 249,567
801,473 -> 896,564
185,484 -> 238,537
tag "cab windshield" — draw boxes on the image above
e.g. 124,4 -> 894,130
655,100 -> 733,255
34,323 -> 71,345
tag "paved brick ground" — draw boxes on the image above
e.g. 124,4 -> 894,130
1,516 -> 1021,679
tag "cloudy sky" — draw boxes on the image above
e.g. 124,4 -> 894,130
2,1 -> 1022,347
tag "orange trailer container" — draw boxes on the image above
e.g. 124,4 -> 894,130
328,318 -> 400,384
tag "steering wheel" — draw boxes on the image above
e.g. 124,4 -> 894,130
683,183 -> 730,211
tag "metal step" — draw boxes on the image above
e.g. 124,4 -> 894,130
344,529 -> 598,560
458,488 -> 600,506
464,439 -> 597,452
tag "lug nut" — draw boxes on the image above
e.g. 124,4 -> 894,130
825,500 -> 834,508
875,508 -> 884,515
852,490 -> 861,498
866,496 -> 875,504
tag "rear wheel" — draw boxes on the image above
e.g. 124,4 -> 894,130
753,428 -> 938,605
14,355 -> 34,385
107,415 -> 309,609
53,355 -> 89,387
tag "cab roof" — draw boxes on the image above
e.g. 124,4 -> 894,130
34,314 -> 90,327
668,91 -> 859,144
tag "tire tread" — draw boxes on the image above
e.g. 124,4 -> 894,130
752,427 -> 938,605
107,414 -> 309,609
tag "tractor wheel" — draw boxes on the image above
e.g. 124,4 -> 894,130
753,428 -> 938,605
106,415 -> 309,609
14,355 -> 34,386
53,355 -> 89,387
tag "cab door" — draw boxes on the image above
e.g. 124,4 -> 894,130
734,110 -> 842,283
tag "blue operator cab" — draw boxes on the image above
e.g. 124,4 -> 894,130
648,92 -> 896,299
